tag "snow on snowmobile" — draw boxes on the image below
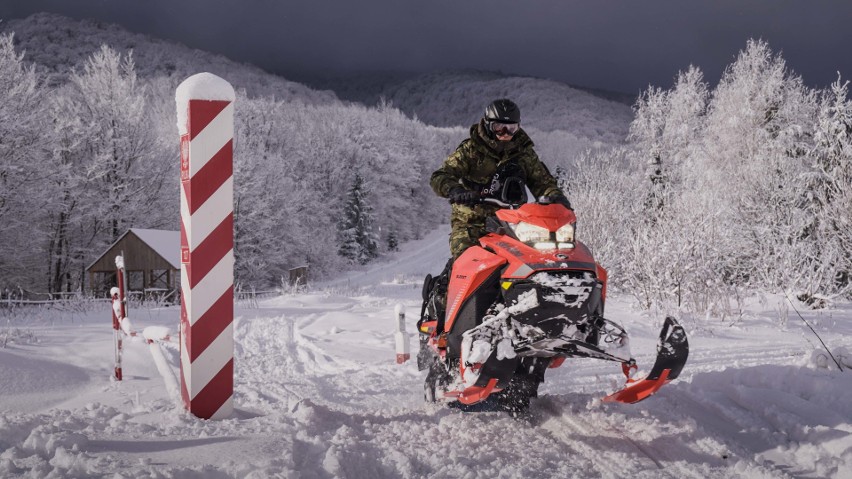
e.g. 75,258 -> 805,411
417,192 -> 688,412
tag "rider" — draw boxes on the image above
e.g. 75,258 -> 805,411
430,98 -> 572,259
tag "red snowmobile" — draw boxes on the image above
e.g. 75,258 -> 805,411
418,197 -> 688,411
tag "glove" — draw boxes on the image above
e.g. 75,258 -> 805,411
448,187 -> 480,206
552,195 -> 573,210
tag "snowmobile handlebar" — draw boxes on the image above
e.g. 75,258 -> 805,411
479,197 -> 516,209
479,197 -> 567,210
454,196 -> 567,210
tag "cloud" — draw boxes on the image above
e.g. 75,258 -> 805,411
2,0 -> 850,93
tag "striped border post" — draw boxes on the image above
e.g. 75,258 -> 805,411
111,255 -> 127,381
175,73 -> 235,420
394,304 -> 410,364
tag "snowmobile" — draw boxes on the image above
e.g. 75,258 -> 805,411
417,194 -> 688,412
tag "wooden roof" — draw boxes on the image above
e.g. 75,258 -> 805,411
86,229 -> 180,273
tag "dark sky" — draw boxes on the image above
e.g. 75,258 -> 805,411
1,0 -> 850,94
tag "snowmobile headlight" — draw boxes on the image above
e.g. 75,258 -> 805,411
556,223 -> 575,243
533,242 -> 575,250
511,222 -> 550,243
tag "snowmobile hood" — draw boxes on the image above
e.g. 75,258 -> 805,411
480,235 -> 598,279
495,203 -> 576,232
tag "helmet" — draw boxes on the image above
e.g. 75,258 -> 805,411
484,99 -> 521,124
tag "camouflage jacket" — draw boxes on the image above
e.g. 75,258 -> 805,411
430,120 -> 564,202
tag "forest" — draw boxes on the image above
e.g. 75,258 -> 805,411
0,35 -> 456,293
569,40 -> 852,316
1,17 -> 850,319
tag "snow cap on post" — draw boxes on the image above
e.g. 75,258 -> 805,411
175,73 -> 236,136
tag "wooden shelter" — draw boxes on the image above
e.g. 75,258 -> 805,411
288,266 -> 309,287
86,229 -> 181,300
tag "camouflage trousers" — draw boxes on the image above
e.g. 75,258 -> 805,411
449,204 -> 497,259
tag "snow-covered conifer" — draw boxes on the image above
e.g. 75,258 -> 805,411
338,173 -> 379,265
387,230 -> 399,252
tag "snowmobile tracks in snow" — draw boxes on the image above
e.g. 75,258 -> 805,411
533,398 -> 679,479
236,315 -> 336,410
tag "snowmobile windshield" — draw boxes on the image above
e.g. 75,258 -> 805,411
494,202 -> 577,250
500,176 -> 528,205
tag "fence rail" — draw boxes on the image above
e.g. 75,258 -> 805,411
1,288 -> 280,308
235,288 -> 279,308
1,298 -> 111,306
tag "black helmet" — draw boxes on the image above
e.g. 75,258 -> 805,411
484,99 -> 521,124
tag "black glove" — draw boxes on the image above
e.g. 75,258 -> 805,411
448,187 -> 480,206
552,195 -> 573,210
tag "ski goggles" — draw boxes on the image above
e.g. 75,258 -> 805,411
489,121 -> 520,136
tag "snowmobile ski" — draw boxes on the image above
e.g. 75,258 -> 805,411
603,316 -> 689,404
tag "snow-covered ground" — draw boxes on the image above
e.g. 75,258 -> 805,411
2,227 -> 851,478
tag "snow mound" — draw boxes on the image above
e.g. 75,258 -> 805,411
1,227 -> 851,477
0,350 -> 90,411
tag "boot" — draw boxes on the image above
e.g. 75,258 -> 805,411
419,259 -> 453,330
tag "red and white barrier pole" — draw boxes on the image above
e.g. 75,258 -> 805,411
395,304 -> 410,364
112,255 -> 128,381
176,73 -> 236,420
143,326 -> 181,402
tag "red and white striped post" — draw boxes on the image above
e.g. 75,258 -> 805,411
395,304 -> 410,364
111,255 -> 128,381
175,73 -> 235,419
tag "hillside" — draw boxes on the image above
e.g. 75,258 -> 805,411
0,12 -> 634,290
2,13 -> 632,155
318,70 -> 634,145
3,12 -> 636,146
0,12 -> 338,104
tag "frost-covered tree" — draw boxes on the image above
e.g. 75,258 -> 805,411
553,165 -> 571,197
664,66 -> 709,188
630,66 -> 709,215
812,75 -> 852,188
215,92 -> 455,286
630,86 -> 669,213
0,34 -> 44,220
230,95 -> 301,286
338,173 -> 379,265
46,46 -> 167,292
566,147 -> 639,277
613,41 -> 846,313
702,39 -> 816,292
798,74 -> 852,298
620,67 -> 719,312
0,34 -> 50,289
1,19 -> 470,292
70,46 -> 164,239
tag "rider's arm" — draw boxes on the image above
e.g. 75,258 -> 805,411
522,151 -> 564,199
430,142 -> 473,197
